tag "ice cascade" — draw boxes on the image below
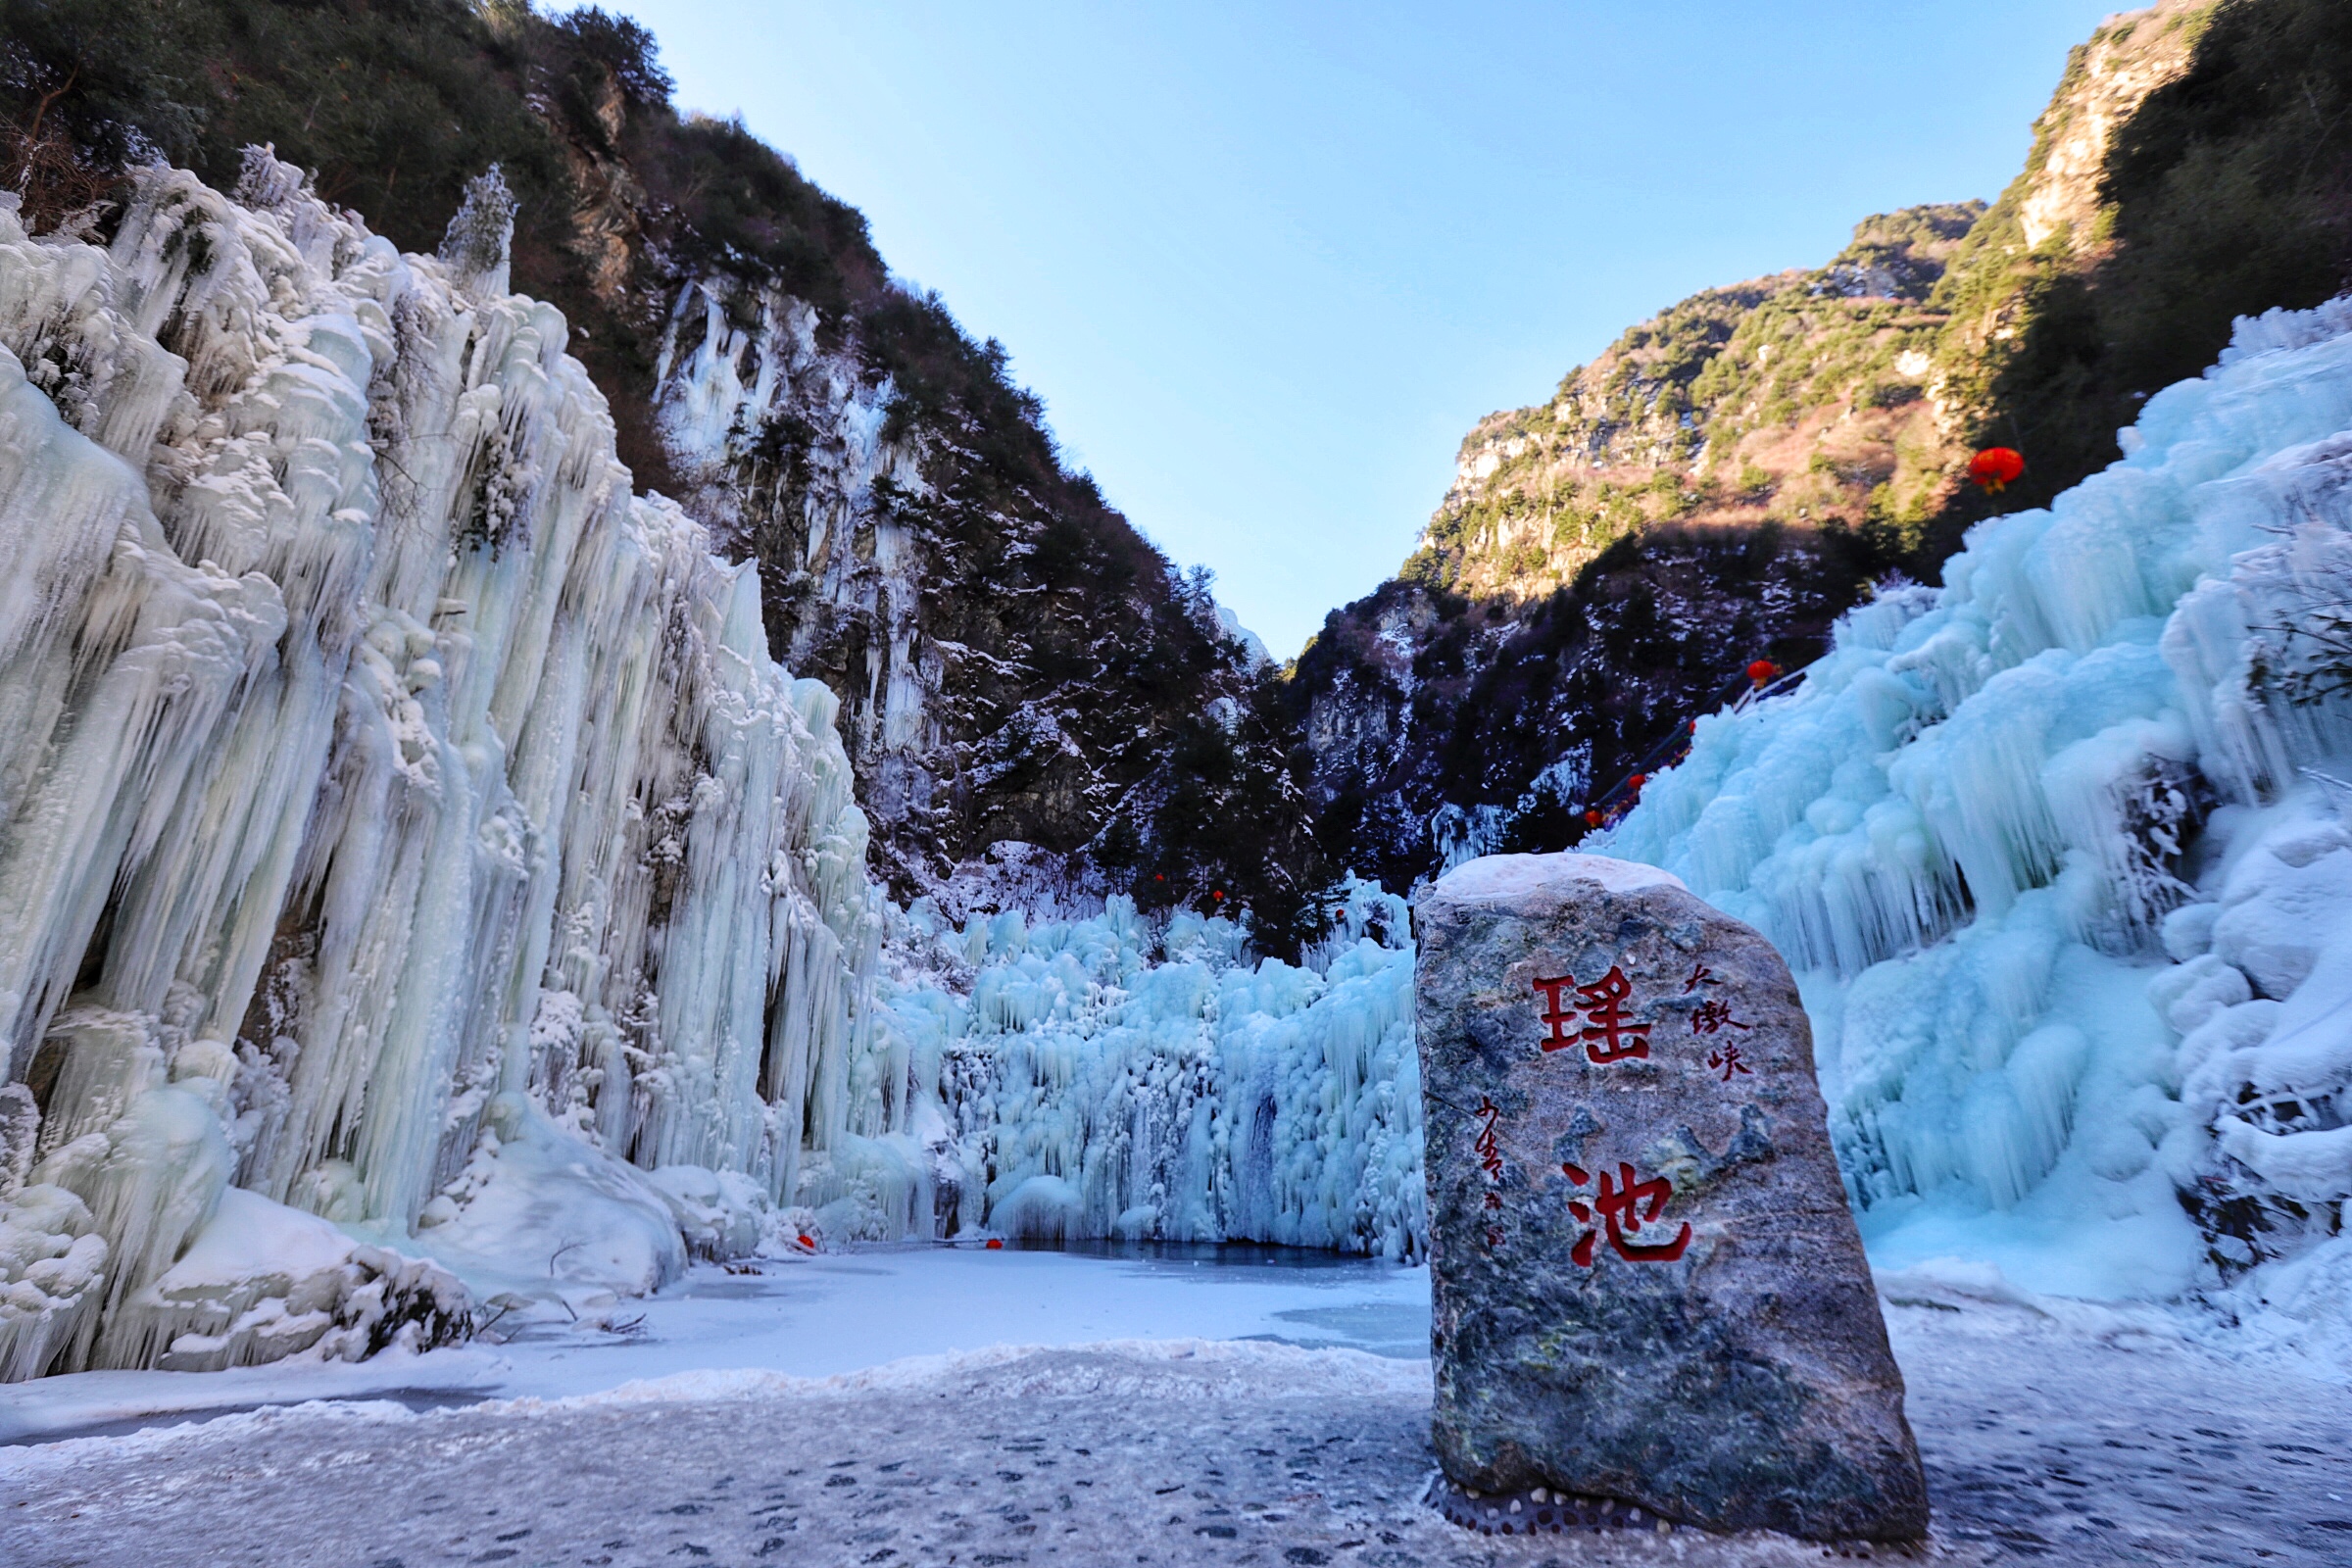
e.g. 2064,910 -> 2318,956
1602,296 -> 2352,1300
0,158 -> 886,1378
876,879 -> 1425,1259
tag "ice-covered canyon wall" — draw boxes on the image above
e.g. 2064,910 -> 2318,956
0,156 -> 892,1380
652,275 -> 943,855
0,159 -> 1428,1385
1602,296 -> 2352,1311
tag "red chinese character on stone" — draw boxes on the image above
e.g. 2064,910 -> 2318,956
1484,1191 -> 1503,1210
1531,975 -> 1580,1053
1574,966 -> 1650,1063
1690,998 -> 1749,1036
1486,1225 -> 1505,1249
1562,1160 -> 1692,1265
1562,1164 -> 1600,1267
1706,1042 -> 1754,1081
1684,962 -> 1718,993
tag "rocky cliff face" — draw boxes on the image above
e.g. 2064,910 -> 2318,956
1922,0 -> 2352,527
0,0 -> 1322,934
1293,527 -> 1891,896
643,270 -> 1305,918
1418,203 -> 1980,608
1293,203 -> 1977,893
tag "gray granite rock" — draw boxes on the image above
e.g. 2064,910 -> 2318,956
1415,852 -> 1928,1543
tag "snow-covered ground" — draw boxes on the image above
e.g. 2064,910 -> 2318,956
5,1248 -> 2350,1567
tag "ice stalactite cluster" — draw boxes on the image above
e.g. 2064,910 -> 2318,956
1603,296 -> 2352,1302
877,880 -> 1425,1259
0,156 -> 886,1379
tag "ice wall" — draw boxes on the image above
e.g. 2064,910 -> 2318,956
1602,298 -> 2352,1299
875,880 -> 1425,1259
0,157 -> 885,1378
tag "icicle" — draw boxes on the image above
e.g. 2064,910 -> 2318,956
891,894 -> 1425,1260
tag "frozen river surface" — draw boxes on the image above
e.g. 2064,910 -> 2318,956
0,1244 -> 1431,1445
4,1247 -> 2350,1566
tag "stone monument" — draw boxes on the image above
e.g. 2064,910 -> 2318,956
1415,852 -> 1928,1542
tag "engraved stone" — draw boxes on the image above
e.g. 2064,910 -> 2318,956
1416,852 -> 1928,1542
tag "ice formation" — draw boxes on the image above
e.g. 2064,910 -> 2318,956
1602,297 -> 2352,1299
0,156 -> 886,1378
0,159 -> 1433,1383
17,151 -> 2352,1386
879,878 -> 1424,1258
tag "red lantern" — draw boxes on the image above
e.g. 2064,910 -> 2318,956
1746,659 -> 1779,685
1627,773 -> 1647,792
1968,447 -> 2025,493
985,1238 -> 1004,1250
1584,809 -> 1603,827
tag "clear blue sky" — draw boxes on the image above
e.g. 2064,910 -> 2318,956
616,1 -> 2122,656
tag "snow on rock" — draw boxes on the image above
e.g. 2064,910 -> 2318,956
1422,850 -> 1688,912
642,1163 -> 774,1261
649,270 -> 943,870
882,879 -> 1427,1258
0,1180 -> 104,1382
412,1094 -> 687,1313
1600,293 -> 2352,1301
123,1187 -> 467,1374
0,156 -> 884,1378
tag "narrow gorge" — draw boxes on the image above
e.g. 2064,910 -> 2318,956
0,0 -> 2349,1396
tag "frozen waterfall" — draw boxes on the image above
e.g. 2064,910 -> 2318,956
0,158 -> 1433,1384
879,879 -> 1423,1260
0,157 -> 885,1379
1602,297 -> 2352,1305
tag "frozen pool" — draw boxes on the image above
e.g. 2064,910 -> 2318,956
0,1244 -> 1431,1446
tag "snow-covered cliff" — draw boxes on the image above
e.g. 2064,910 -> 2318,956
651,275 -> 942,853
0,156 -> 889,1379
1603,296 -> 2352,1312
641,266 -> 1310,915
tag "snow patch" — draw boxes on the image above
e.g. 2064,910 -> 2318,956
1424,851 -> 1687,911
